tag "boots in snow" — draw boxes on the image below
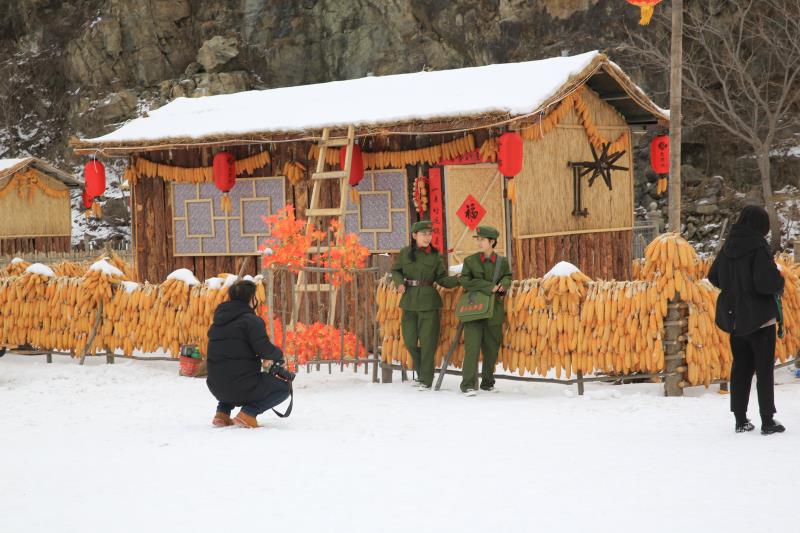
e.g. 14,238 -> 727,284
212,412 -> 234,427
233,410 -> 258,428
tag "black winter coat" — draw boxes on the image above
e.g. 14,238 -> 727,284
206,300 -> 284,405
708,224 -> 784,336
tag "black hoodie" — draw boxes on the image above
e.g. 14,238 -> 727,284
206,300 -> 284,405
708,224 -> 784,336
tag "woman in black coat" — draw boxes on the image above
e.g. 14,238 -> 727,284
708,205 -> 785,435
206,280 -> 288,428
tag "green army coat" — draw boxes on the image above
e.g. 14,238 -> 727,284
390,246 -> 458,311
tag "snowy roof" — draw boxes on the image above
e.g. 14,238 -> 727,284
73,51 -> 668,154
0,157 -> 82,188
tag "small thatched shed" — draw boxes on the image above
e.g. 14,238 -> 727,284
0,157 -> 81,255
72,51 -> 668,283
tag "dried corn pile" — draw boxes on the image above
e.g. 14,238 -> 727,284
639,233 -> 730,387
2,252 -> 133,280
775,255 -> 800,362
376,268 -> 665,378
0,261 -> 123,354
501,273 -> 586,378
578,279 -> 665,375
0,259 -> 273,358
376,276 -> 410,367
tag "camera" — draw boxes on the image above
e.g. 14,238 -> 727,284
268,360 -> 296,383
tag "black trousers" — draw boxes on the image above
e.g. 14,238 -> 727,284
729,325 -> 777,421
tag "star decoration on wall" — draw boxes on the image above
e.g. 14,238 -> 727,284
580,142 -> 628,191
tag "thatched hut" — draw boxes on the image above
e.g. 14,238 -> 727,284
72,51 -> 668,283
0,157 -> 81,255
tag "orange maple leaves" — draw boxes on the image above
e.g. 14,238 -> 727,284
260,207 -> 369,287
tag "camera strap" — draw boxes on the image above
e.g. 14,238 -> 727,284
271,384 -> 293,418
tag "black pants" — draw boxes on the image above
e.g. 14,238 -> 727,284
217,386 -> 291,417
729,325 -> 777,422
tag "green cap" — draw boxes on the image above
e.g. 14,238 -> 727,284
473,225 -> 500,240
411,220 -> 433,233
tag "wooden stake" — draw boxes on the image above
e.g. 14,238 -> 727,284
667,0 -> 683,233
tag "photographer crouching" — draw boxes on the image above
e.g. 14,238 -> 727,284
206,280 -> 294,428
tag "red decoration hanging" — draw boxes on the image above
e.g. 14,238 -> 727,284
339,144 -> 364,187
213,151 -> 236,192
213,151 -> 236,213
650,134 -> 670,174
625,0 -> 663,25
81,189 -> 93,210
497,132 -> 524,178
84,159 -> 106,198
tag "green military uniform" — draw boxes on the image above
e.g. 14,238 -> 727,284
459,226 -> 512,393
391,221 -> 458,387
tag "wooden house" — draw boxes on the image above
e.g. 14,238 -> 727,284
72,51 -> 668,284
0,157 -> 82,255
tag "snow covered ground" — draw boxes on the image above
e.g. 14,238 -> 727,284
2,355 -> 799,533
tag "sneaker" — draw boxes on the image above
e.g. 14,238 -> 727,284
480,385 -> 496,393
761,419 -> 786,435
463,389 -> 477,397
417,384 -> 431,391
735,420 -> 754,433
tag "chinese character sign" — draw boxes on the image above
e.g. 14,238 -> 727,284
456,194 -> 486,230
428,168 -> 445,251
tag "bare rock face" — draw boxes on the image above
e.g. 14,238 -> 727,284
196,35 -> 239,73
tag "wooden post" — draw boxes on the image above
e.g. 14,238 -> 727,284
266,267 -> 275,342
663,299 -> 688,396
667,0 -> 683,233
79,301 -> 104,366
576,370 -> 585,396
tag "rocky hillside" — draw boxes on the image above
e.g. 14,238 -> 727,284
0,0 -> 797,249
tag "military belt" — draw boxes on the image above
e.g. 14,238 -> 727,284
404,279 -> 434,287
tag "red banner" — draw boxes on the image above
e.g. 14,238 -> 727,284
427,168 -> 445,252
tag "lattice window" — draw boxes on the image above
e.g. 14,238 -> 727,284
171,177 -> 285,256
344,170 -> 409,253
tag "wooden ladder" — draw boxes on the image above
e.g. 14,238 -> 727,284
290,125 -> 356,328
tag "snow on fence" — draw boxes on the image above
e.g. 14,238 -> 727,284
377,234 -> 800,394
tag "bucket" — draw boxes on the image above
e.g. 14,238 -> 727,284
179,355 -> 205,377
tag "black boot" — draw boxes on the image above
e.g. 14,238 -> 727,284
761,418 -> 786,435
734,413 -> 753,433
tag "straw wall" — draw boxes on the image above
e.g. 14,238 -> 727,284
514,89 -> 633,238
0,170 -> 71,239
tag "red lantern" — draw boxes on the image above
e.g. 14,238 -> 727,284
213,151 -> 236,192
625,0 -> 663,25
650,134 -> 670,174
84,159 -> 106,198
213,151 -> 236,213
498,132 -> 524,178
339,144 -> 364,187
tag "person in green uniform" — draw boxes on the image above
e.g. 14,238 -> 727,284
391,221 -> 458,390
459,225 -> 512,396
